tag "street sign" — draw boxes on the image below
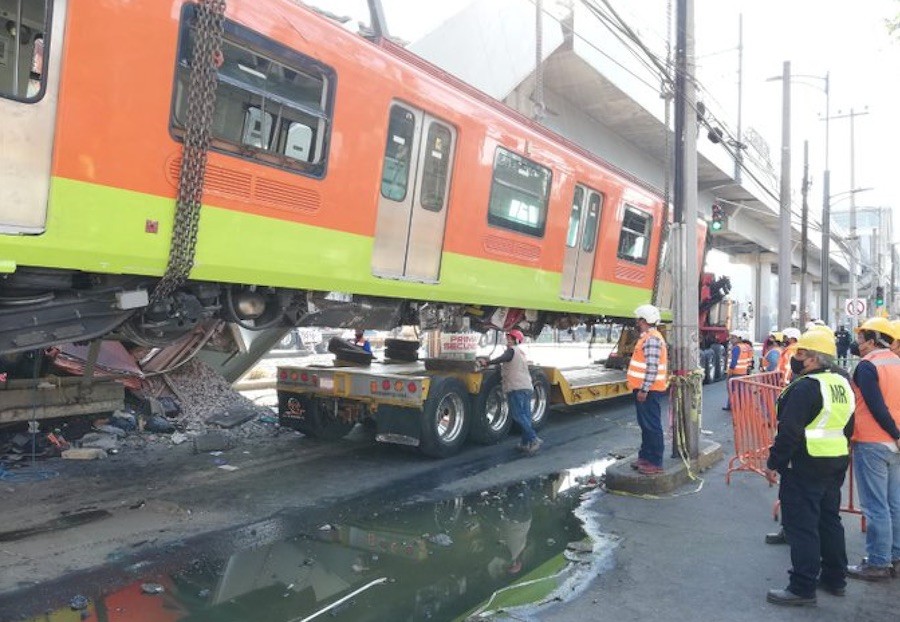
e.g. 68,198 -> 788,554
845,298 -> 867,317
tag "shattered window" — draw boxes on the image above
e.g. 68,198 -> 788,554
173,5 -> 334,177
617,205 -> 652,265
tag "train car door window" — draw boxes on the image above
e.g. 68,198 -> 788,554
372,103 -> 457,283
617,205 -> 652,265
0,0 -> 50,102
172,6 -> 335,178
0,0 -> 57,234
487,148 -> 551,238
561,185 -> 603,301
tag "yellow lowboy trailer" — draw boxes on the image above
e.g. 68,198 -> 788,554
275,360 -> 628,458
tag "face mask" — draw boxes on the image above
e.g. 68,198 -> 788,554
790,357 -> 805,376
850,342 -> 861,356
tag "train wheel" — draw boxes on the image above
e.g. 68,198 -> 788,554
529,369 -> 551,431
419,377 -> 471,458
469,372 -> 511,445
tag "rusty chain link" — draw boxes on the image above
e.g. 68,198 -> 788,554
151,0 -> 227,304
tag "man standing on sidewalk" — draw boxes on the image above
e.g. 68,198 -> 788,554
765,330 -> 855,607
626,305 -> 668,476
846,317 -> 900,580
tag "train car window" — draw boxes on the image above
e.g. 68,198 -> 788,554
172,6 -> 335,177
0,0 -> 50,102
420,122 -> 452,212
566,187 -> 584,248
381,105 -> 416,201
487,147 -> 551,238
617,205 -> 652,264
582,192 -> 603,252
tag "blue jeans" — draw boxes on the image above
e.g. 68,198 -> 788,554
852,442 -> 900,566
507,389 -> 537,445
635,389 -> 664,467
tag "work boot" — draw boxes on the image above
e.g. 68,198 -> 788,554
765,528 -> 788,545
523,438 -> 543,455
846,560 -> 892,581
766,588 -> 816,607
630,458 -> 649,471
637,463 -> 663,476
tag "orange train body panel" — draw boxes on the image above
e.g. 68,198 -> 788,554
50,0 -> 663,289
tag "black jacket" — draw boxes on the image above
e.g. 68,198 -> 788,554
766,368 -> 853,480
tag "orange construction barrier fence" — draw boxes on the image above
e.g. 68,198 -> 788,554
726,371 -> 783,484
727,370 -> 866,531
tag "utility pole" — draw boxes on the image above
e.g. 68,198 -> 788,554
819,72 -> 831,324
672,0 -> 700,460
827,108 -> 868,327
800,140 -> 809,324
778,61 -> 792,328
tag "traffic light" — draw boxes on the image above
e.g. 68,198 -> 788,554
710,203 -> 725,232
875,286 -> 885,307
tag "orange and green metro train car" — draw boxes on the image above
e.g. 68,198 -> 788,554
0,0 -> 668,355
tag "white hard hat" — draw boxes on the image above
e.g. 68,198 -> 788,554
782,327 -> 801,341
634,304 -> 661,325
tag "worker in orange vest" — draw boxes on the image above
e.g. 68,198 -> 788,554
626,304 -> 668,476
846,317 -> 900,580
723,330 -> 754,411
778,327 -> 801,385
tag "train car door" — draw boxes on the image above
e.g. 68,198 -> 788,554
0,0 -> 63,233
372,103 -> 456,283
560,185 -> 603,301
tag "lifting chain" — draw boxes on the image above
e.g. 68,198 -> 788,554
151,0 -> 227,304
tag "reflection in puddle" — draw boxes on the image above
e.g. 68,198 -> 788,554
26,463 -> 618,622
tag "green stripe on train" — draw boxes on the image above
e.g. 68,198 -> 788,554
0,177 -> 652,317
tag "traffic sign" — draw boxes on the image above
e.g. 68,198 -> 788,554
845,298 -> 867,317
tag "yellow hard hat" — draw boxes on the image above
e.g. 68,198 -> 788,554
855,317 -> 899,341
796,329 -> 837,357
892,320 -> 900,342
770,331 -> 784,342
807,324 -> 835,339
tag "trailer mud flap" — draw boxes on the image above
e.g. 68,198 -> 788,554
375,405 -> 421,447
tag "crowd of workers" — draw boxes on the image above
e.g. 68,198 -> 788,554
465,306 -> 898,609
720,316 -> 900,607
622,305 -> 900,607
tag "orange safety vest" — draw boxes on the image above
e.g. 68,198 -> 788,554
778,343 -> 798,385
627,328 -> 668,392
729,342 -> 753,376
851,349 -> 900,443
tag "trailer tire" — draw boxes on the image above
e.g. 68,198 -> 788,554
470,371 -> 512,444
702,350 -> 715,384
528,369 -> 551,431
298,397 -> 356,441
419,376 -> 471,458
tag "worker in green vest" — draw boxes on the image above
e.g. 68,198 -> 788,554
764,329 -> 856,607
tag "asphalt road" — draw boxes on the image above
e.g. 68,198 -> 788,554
0,375 -> 735,621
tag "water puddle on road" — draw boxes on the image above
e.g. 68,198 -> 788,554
25,459 -> 618,622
